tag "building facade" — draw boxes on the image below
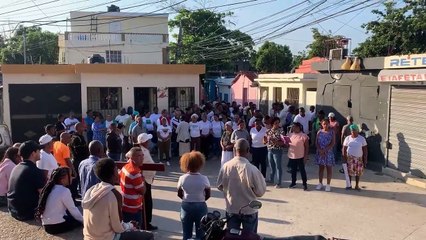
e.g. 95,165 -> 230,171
231,72 -> 258,105
2,64 -> 204,142
256,73 -> 317,114
58,11 -> 169,64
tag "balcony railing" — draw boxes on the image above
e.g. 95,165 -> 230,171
63,32 -> 168,44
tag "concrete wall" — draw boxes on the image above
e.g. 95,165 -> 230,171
231,75 -> 258,105
80,73 -> 200,115
69,12 -> 168,34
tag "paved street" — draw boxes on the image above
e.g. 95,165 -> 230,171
0,153 -> 425,240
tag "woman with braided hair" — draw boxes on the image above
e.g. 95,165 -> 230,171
35,167 -> 83,234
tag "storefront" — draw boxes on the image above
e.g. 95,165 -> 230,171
378,54 -> 426,178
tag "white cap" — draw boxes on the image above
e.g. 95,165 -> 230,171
39,134 -> 53,145
225,121 -> 233,127
137,133 -> 153,144
191,113 -> 199,119
328,112 -> 335,118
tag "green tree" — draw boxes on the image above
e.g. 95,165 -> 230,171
306,28 -> 344,58
169,9 -> 254,71
292,50 -> 307,70
255,41 -> 293,73
0,26 -> 58,64
354,0 -> 426,57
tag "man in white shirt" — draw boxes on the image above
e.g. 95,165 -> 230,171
149,107 -> 161,128
218,139 -> 266,233
189,114 -> 201,151
293,107 -> 309,134
37,134 -> 59,180
115,108 -> 130,124
64,111 -> 79,133
137,133 -> 158,231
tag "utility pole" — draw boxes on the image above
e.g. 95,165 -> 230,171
23,29 -> 26,64
175,20 -> 183,64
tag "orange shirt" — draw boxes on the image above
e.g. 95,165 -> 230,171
53,141 -> 71,167
120,161 -> 145,213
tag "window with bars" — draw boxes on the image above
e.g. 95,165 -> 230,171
168,87 -> 195,112
105,50 -> 122,63
273,87 -> 282,103
287,88 -> 300,107
87,87 -> 122,117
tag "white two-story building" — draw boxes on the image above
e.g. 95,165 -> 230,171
58,9 -> 169,64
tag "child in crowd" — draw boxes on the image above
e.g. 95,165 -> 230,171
35,167 -> 83,234
177,151 -> 211,240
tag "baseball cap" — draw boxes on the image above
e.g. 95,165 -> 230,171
19,140 -> 42,158
137,133 -> 153,144
328,112 -> 335,118
39,134 -> 53,146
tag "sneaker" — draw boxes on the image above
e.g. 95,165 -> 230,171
166,161 -> 171,166
345,186 -> 352,190
315,183 -> 323,190
274,184 -> 281,189
325,185 -> 331,192
288,183 -> 296,189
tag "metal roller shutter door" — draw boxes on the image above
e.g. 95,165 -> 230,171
388,87 -> 426,178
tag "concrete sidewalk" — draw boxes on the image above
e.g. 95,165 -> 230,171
0,153 -> 425,240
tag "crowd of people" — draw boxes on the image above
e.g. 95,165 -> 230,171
0,98 -> 369,240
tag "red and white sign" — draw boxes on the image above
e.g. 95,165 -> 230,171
378,69 -> 426,82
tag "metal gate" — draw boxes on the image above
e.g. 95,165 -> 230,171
9,84 -> 81,143
388,86 -> 426,178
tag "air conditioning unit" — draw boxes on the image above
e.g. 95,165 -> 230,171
329,48 -> 343,60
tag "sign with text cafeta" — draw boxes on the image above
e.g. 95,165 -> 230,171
384,54 -> 426,69
378,69 -> 426,82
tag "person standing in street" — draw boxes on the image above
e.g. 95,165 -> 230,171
343,124 -> 368,191
265,117 -> 286,188
106,123 -> 122,161
84,110 -> 95,143
220,121 -> 234,167
189,114 -> 201,151
217,139 -> 266,233
157,117 -> 172,166
177,151 -> 211,240
120,147 -> 146,229
69,123 -> 90,199
287,122 -> 309,191
137,133 -> 158,231
78,141 -> 103,197
315,119 -> 336,192
250,118 -> 268,178
65,111 -> 80,134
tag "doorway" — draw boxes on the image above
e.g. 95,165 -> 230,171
134,87 -> 157,114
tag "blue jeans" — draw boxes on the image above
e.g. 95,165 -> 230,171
107,152 -> 121,161
226,212 -> 258,233
180,202 -> 207,240
268,149 -> 283,186
123,210 -> 143,229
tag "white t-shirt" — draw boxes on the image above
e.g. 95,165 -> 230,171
150,113 -> 161,126
37,150 -> 59,179
248,117 -> 257,128
64,117 -> 79,133
198,120 -> 212,135
250,127 -> 267,148
177,173 -> 210,202
293,114 -> 309,134
143,116 -> 154,131
105,120 -> 113,129
189,122 -> 201,138
157,125 -> 171,141
115,114 -> 130,124
211,121 -> 224,138
343,135 -> 367,157
41,185 -> 83,225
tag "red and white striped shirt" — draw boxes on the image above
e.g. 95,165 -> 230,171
120,161 -> 145,213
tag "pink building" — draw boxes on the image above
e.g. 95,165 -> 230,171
231,71 -> 258,105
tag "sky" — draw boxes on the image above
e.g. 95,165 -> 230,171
0,0 -> 399,54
